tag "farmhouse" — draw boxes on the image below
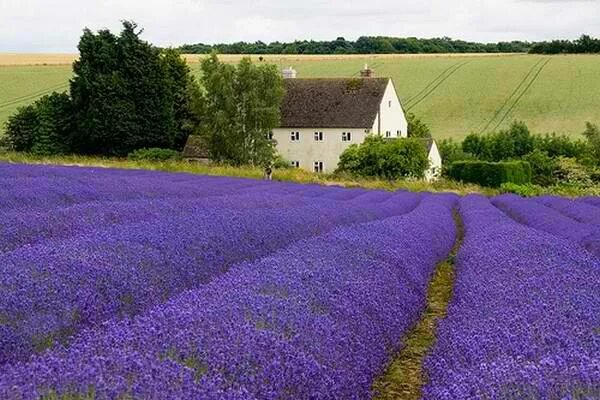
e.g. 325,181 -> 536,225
272,66 -> 442,179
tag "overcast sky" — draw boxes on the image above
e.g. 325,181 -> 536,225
1,0 -> 599,52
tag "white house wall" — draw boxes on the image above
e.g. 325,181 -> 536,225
375,80 -> 408,138
272,128 -> 367,173
425,140 -> 443,181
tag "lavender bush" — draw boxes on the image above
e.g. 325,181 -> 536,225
492,193 -> 600,257
424,195 -> 600,399
0,163 -> 422,365
534,195 -> 600,225
0,194 -> 457,399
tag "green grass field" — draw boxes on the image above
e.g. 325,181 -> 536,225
1,54 -> 600,140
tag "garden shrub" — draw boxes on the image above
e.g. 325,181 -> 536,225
336,136 -> 429,179
500,182 -> 544,197
128,148 -> 182,161
448,160 -> 531,187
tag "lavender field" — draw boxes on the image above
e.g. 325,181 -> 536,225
0,163 -> 598,399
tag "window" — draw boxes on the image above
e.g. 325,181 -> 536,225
314,161 -> 323,173
267,132 -> 274,140
342,132 -> 352,142
388,100 -> 392,108
290,131 -> 300,141
290,160 -> 300,168
396,130 -> 401,137
385,131 -> 392,138
314,131 -> 323,141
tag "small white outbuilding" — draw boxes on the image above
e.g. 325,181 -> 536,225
272,67 -> 441,180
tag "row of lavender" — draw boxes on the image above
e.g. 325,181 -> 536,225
492,194 -> 600,257
0,194 -> 458,398
1,163 -> 429,365
423,195 -> 600,399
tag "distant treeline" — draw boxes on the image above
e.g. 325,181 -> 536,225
529,35 -> 600,54
178,36 -> 532,55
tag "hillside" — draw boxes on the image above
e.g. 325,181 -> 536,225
1,53 -> 600,140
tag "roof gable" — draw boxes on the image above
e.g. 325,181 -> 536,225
279,78 -> 390,129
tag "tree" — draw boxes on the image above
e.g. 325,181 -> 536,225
438,138 -> 472,175
70,21 -> 181,155
160,48 -> 203,149
462,121 -> 533,162
30,93 -> 74,155
4,92 -> 73,155
406,113 -> 432,138
5,105 -> 38,152
523,149 -> 558,186
583,122 -> 600,165
200,54 -> 284,166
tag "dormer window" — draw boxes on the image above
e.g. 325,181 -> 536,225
290,131 -> 300,141
342,132 -> 352,142
385,131 -> 391,138
314,131 -> 323,141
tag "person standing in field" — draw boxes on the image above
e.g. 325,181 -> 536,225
264,164 -> 273,181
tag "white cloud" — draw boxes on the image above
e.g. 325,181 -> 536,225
0,0 -> 599,52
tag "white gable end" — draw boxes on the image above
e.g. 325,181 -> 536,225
372,80 -> 408,138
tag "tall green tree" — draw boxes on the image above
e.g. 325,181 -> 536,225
71,21 -> 176,155
583,122 -> 600,164
160,48 -> 203,149
200,54 -> 284,166
4,92 -> 73,155
406,113 -> 432,138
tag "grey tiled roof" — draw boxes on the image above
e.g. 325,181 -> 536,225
280,78 -> 389,129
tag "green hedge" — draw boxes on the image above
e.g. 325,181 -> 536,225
448,160 -> 532,187
128,148 -> 182,162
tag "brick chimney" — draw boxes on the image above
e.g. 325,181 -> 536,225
360,64 -> 374,78
282,66 -> 297,79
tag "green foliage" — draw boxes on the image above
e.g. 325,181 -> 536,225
5,104 -> 38,151
128,148 -> 182,161
69,21 -> 200,156
5,92 -> 73,155
462,121 -> 534,162
200,54 -> 284,166
553,157 -> 593,186
437,139 -> 472,175
500,182 -> 545,197
336,136 -> 429,179
523,149 -> 558,186
178,37 -> 531,55
530,34 -> 600,54
532,133 -> 588,159
582,122 -> 600,165
272,155 -> 292,169
448,160 -> 532,187
160,48 -> 204,149
407,113 -> 432,139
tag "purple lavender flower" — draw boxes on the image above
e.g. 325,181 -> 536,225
423,195 -> 600,399
0,188 -> 457,399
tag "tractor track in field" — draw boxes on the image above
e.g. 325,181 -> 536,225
479,57 -> 551,134
404,61 -> 469,112
403,61 -> 463,105
0,82 -> 69,110
489,58 -> 551,132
